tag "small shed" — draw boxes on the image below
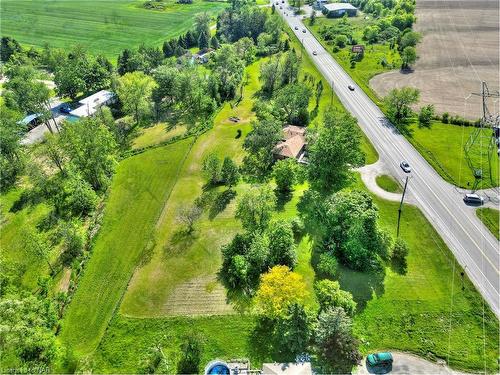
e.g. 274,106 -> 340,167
321,2 -> 357,17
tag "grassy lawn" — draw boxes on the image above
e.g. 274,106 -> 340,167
0,0 -> 227,59
476,208 -> 499,240
408,121 -> 499,189
92,314 -> 257,373
132,123 -> 187,150
59,138 -> 194,355
0,187 -> 51,290
375,174 -> 402,193
347,176 -> 499,373
120,61 -> 260,318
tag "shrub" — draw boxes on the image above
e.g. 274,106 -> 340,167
317,252 -> 338,278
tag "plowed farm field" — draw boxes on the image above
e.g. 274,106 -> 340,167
370,0 -> 499,119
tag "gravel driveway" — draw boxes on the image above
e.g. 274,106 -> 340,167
355,352 -> 471,375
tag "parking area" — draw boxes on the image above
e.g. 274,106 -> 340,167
355,352 -> 469,375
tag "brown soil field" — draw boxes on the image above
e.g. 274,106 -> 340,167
370,0 -> 499,119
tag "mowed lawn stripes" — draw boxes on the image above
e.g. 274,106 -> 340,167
0,0 -> 227,58
59,139 -> 193,355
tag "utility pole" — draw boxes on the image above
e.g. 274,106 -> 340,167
396,176 -> 409,238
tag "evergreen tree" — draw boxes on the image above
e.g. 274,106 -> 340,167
162,40 -> 173,58
211,35 -> 220,50
198,30 -> 211,50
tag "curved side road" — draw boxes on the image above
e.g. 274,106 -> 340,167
275,2 -> 500,317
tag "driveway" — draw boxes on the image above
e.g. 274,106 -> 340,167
355,352 -> 470,375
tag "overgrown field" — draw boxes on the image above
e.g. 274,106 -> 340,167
59,138 -> 193,355
0,0 -> 227,59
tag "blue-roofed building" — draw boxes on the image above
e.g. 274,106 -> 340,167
17,113 -> 43,128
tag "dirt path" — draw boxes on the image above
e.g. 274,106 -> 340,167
356,161 -> 405,203
355,352 -> 471,375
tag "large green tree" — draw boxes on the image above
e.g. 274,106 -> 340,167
307,110 -> 363,193
319,190 -> 391,271
315,307 -> 362,373
384,86 -> 420,127
236,184 -> 276,233
0,105 -> 24,190
314,279 -> 356,316
4,64 -> 57,133
273,83 -> 311,125
208,45 -> 245,101
60,117 -> 117,191
242,118 -> 282,180
116,71 -> 157,125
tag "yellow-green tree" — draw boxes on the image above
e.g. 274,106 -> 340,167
255,265 -> 308,319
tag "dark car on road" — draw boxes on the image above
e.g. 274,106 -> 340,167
348,84 -> 355,91
60,103 -> 72,114
400,160 -> 411,173
463,193 -> 484,205
302,28 -> 306,33
367,352 -> 393,369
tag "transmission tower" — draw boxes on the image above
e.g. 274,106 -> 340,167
464,81 -> 500,191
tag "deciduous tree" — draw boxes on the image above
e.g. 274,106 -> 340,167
384,86 -> 420,127
116,71 -> 157,125
307,110 -> 363,193
314,279 -> 356,316
236,184 -> 276,232
255,265 -> 308,319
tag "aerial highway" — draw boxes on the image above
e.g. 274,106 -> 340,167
274,2 -> 500,317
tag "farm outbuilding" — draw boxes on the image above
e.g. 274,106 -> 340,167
321,2 -> 357,17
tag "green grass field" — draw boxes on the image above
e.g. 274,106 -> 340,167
375,174 -> 402,193
0,0 -> 227,59
476,208 -> 499,240
348,175 -> 499,373
132,123 -> 187,150
90,172 -> 499,373
59,138 -> 193,355
408,121 -> 499,189
0,187 -> 51,290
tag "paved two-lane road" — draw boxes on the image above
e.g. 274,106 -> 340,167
275,3 -> 499,317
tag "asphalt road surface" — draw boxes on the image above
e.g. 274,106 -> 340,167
274,2 -> 499,317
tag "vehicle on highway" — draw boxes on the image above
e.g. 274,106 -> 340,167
312,51 -> 317,55
367,352 -> 393,368
348,84 -> 355,91
400,161 -> 411,173
294,26 -> 298,30
463,193 -> 484,205
279,6 -> 282,9
59,103 -> 72,114
302,29 -> 306,33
